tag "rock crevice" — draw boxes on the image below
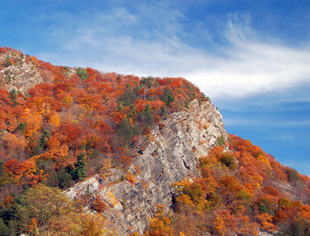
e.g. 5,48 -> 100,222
65,99 -> 227,235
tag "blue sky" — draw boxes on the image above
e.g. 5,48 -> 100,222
1,0 -> 309,174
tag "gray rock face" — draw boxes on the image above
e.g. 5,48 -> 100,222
0,53 -> 43,94
65,99 -> 227,235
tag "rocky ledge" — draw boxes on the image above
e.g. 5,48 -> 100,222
0,52 -> 43,94
65,99 -> 228,235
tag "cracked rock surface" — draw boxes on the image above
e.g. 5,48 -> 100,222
65,99 -> 228,235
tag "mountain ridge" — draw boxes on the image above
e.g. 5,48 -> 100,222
0,47 -> 309,236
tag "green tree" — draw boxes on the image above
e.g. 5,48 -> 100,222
289,219 -> 305,236
71,153 -> 86,181
39,130 -> 50,149
0,218 -> 9,236
144,103 -> 155,126
10,184 -> 110,235
128,104 -> 136,117
161,106 -> 167,117
56,167 -> 73,189
286,168 -> 301,182
119,84 -> 137,107
216,136 -> 225,146
76,67 -> 88,80
140,76 -> 154,87
163,87 -> 174,107
219,153 -> 237,170
117,117 -> 133,142
9,89 -> 18,108
17,122 -> 26,133
5,56 -> 12,67
0,161 -> 5,177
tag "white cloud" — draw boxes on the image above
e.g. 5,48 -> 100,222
223,117 -> 310,128
37,8 -> 310,101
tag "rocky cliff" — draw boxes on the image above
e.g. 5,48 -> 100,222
65,99 -> 227,235
0,52 -> 43,94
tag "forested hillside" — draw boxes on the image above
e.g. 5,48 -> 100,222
0,47 -> 310,236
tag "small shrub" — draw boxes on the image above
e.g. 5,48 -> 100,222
286,168 -> 300,183
216,136 -> 225,146
92,195 -> 106,213
219,153 -> 237,170
186,124 -> 191,132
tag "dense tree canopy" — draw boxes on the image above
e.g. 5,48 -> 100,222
1,47 -> 310,235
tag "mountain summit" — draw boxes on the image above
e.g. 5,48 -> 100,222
0,47 -> 309,236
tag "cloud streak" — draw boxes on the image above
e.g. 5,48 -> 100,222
34,4 -> 310,102
224,118 -> 310,128
3,0 -> 309,175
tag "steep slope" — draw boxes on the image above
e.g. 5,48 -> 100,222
65,99 -> 227,235
1,48 -> 310,236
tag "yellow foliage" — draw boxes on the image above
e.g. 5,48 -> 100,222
22,108 -> 42,137
258,154 -> 271,169
196,200 -> 209,212
16,184 -> 113,235
47,111 -> 60,127
126,174 -> 136,183
172,178 -> 191,192
106,192 -> 117,206
213,214 -> 226,236
257,213 -> 277,232
129,232 -> 140,236
62,96 -> 73,106
0,172 -> 19,186
176,194 -> 194,207
101,159 -> 112,171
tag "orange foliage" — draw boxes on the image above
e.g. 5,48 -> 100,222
1,195 -> 15,208
1,49 -> 310,236
92,195 -> 107,213
257,213 -> 277,232
213,214 -> 226,235
120,156 -> 132,168
262,185 -> 279,197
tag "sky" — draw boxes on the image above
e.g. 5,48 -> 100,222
0,0 -> 309,174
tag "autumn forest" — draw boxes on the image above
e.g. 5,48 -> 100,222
0,47 -> 310,236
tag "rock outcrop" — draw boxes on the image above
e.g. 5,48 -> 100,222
65,99 -> 227,235
0,52 -> 43,94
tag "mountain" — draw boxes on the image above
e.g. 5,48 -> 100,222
0,47 -> 310,236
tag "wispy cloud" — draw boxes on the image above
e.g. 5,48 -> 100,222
3,0 -> 309,175
34,3 -> 310,102
223,118 -> 310,128
260,134 -> 295,142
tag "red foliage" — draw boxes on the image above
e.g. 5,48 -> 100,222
1,48 -> 309,236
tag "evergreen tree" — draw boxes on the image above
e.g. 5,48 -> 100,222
119,84 -> 137,107
56,167 -> 73,189
129,104 -> 136,117
144,103 -> 155,126
161,106 -> 166,116
117,117 -> 133,141
76,67 -> 88,80
0,218 -> 9,236
39,130 -> 50,149
9,89 -> 18,107
289,219 -> 304,236
17,122 -> 26,133
71,153 -> 86,181
163,87 -> 174,107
